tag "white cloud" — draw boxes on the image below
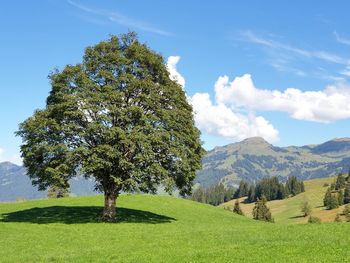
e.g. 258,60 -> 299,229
165,55 -> 278,143
166,54 -> 350,144
167,56 -> 185,88
189,93 -> 279,143
215,74 -> 350,123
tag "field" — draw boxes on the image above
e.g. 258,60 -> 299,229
221,176 -> 347,223
0,193 -> 350,262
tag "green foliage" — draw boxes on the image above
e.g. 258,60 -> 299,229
285,176 -> 305,196
308,216 -> 321,224
191,183 -> 234,206
338,189 -> 344,206
300,201 -> 312,217
344,178 -> 350,204
47,185 -> 70,198
252,196 -> 274,222
324,179 -> 345,209
329,194 -> 339,210
330,183 -> 336,191
243,176 -> 304,203
335,174 -> 346,190
16,33 -> 204,219
233,199 -> 244,216
233,181 -> 249,198
190,185 -> 206,203
323,187 -> 332,207
247,185 -> 256,203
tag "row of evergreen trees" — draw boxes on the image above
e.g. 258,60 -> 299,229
191,183 -> 235,206
323,173 -> 350,209
234,176 -> 305,203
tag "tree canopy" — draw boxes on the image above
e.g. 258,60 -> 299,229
17,33 -> 204,220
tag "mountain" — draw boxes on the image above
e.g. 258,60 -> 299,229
196,137 -> 350,188
0,162 -> 96,202
2,137 -> 350,201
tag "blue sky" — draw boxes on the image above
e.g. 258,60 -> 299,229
2,0 -> 350,164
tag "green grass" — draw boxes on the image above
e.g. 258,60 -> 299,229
0,194 -> 350,262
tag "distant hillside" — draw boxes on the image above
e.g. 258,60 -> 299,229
0,162 -> 96,202
3,137 -> 350,201
221,176 -> 346,223
196,137 -> 350,188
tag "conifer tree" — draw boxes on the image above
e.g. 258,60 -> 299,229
247,185 -> 256,203
338,189 -> 344,206
328,194 -> 339,210
252,195 -> 273,222
323,187 -> 332,207
344,178 -> 350,204
234,181 -> 250,198
335,173 -> 346,190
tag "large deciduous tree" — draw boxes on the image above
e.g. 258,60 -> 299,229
17,33 -> 204,221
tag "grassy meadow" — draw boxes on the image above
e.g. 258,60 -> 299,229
221,176 -> 348,223
0,192 -> 350,262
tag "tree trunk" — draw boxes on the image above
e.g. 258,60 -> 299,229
102,191 -> 117,221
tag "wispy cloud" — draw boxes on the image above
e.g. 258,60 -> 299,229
238,30 -> 350,81
241,30 -> 348,65
270,61 -> 307,77
334,31 -> 350,46
67,0 -> 172,36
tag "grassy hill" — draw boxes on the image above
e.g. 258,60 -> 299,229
221,176 -> 347,224
0,194 -> 349,262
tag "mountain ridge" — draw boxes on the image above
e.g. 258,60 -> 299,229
0,162 -> 96,202
2,137 -> 350,201
196,137 -> 350,188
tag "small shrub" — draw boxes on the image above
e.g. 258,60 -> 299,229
47,186 -> 70,199
308,216 -> 321,224
343,204 -> 350,222
323,183 -> 329,187
334,214 -> 342,223
233,199 -> 244,216
300,201 -> 312,217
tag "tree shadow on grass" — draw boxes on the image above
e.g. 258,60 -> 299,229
0,206 -> 176,224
